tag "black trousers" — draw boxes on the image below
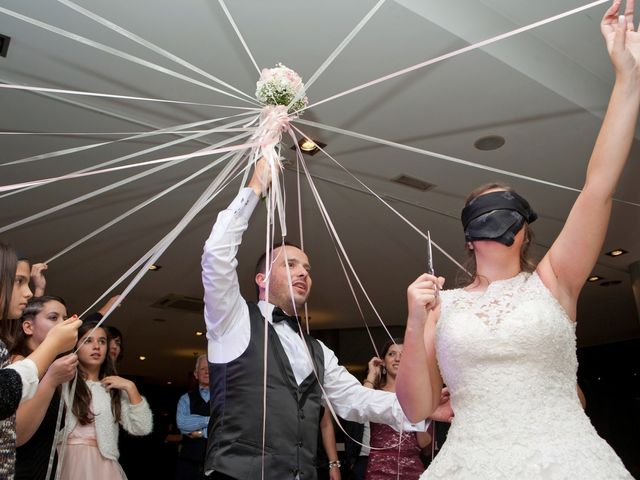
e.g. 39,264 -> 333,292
351,456 -> 368,480
175,457 -> 205,480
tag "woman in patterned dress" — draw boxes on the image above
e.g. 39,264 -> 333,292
363,339 -> 431,479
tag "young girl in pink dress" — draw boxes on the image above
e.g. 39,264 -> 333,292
59,321 -> 152,480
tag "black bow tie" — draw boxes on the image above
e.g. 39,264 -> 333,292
272,307 -> 301,334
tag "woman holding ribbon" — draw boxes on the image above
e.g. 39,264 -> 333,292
0,243 -> 80,477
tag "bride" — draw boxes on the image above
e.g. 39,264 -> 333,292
396,1 -> 637,478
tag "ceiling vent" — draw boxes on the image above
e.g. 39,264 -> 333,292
392,174 -> 435,192
0,34 -> 10,58
151,294 -> 204,313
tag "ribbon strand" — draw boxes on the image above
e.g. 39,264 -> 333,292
299,0 -> 610,114
56,0 -> 258,104
0,6 -> 257,105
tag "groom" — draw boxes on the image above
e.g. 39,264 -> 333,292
201,158 -> 452,479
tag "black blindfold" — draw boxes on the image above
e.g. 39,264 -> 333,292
461,191 -> 537,246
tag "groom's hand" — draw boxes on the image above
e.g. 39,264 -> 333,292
248,158 -> 272,197
429,387 -> 454,423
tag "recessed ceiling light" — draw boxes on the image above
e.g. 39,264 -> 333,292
138,355 -> 146,361
292,138 -> 326,156
474,135 -> 505,151
605,249 -> 628,257
148,264 -> 162,271
300,138 -> 317,151
195,331 -> 204,336
587,275 -> 603,282
599,280 -> 621,287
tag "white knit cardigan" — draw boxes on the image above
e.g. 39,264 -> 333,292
64,380 -> 153,461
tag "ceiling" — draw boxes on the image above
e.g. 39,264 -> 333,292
1,0 -> 639,385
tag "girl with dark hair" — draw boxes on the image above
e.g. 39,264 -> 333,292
59,321 -> 152,479
105,325 -> 125,365
362,339 -> 430,480
397,3 -> 638,478
0,242 -> 80,477
11,296 -> 78,480
0,246 -> 36,362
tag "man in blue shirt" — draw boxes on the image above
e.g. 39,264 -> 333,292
176,354 -> 210,479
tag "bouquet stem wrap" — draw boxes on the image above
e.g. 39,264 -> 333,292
252,64 -> 309,236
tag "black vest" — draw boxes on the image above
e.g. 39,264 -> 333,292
206,302 -> 325,479
179,389 -> 210,463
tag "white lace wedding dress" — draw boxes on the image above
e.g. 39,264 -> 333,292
422,271 -> 632,479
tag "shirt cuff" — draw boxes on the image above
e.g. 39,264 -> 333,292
402,418 -> 431,432
7,358 -> 39,401
230,188 -> 260,222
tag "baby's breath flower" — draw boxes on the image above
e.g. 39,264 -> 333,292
256,63 -> 308,116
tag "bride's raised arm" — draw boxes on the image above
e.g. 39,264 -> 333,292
538,0 -> 640,316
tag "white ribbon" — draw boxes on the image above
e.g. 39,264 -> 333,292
0,130 -> 247,136
0,112 -> 255,168
218,0 -> 261,75
0,130 -> 255,233
252,105 -> 292,237
0,83 -> 258,109
292,136 -> 396,341
0,6 -> 257,105
56,0 -> 258,105
292,123 -> 471,273
62,153 -> 250,478
295,118 -> 640,208
287,0 -> 386,110
45,136 -> 251,264
76,150 -> 250,327
302,0 -> 610,113
0,114 -> 257,197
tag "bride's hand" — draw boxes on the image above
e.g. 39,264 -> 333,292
407,274 -> 444,323
602,0 -> 640,80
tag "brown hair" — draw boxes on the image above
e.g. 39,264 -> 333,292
254,241 -> 302,299
373,337 -> 403,390
457,183 -> 536,287
73,321 -> 122,425
0,241 -> 18,322
11,295 -> 67,358
105,325 -> 125,363
0,242 -> 30,351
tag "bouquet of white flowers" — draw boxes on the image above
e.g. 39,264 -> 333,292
255,63 -> 308,116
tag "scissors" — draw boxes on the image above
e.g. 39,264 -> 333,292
427,230 -> 439,298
